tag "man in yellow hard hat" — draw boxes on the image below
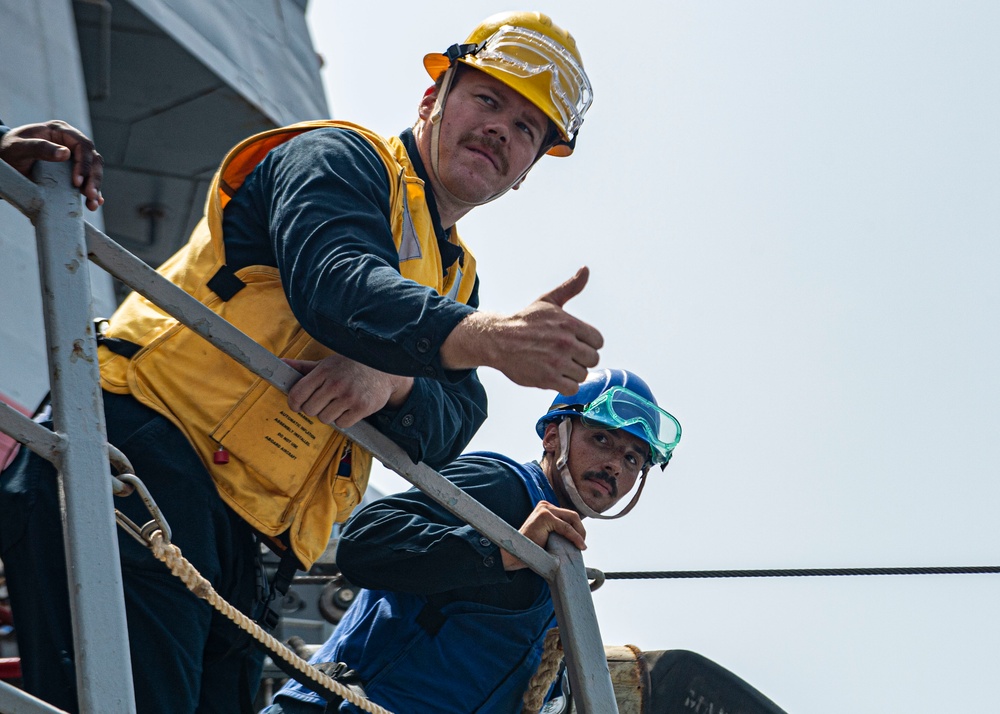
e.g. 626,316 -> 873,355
417,10 -> 592,208
0,10 -> 601,714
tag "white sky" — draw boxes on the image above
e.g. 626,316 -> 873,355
306,3 -> 1000,712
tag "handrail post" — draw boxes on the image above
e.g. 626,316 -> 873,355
547,535 -> 619,713
33,162 -> 136,713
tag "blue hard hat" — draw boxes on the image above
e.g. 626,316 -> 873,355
535,369 -> 681,465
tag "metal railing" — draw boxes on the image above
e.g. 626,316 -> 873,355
0,161 -> 618,713
0,160 -> 136,714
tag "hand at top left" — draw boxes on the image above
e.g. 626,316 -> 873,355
0,120 -> 104,211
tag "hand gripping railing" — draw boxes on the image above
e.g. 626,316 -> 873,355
0,161 -> 619,713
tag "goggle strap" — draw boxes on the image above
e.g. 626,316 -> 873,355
444,43 -> 480,62
424,66 -> 485,211
555,416 -> 572,472
541,134 -> 575,156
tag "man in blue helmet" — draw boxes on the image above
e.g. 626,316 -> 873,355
262,368 -> 681,714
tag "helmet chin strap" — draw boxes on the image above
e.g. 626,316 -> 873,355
554,418 -> 648,521
418,64 -> 539,209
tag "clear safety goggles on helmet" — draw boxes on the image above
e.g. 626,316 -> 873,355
579,387 -> 682,465
470,24 -> 593,140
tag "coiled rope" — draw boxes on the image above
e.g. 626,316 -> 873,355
146,530 -> 393,714
520,628 -> 563,714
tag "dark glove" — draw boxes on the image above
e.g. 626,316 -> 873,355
314,661 -> 367,714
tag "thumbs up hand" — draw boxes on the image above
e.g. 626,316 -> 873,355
441,267 -> 603,394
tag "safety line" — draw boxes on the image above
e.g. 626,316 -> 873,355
145,531 -> 393,714
600,565 -> 1000,580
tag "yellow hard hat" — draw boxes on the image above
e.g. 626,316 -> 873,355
423,11 -> 593,157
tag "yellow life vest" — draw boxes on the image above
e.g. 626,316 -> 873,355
98,121 -> 478,568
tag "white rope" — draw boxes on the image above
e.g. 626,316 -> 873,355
145,530 -> 393,714
520,627 -> 563,714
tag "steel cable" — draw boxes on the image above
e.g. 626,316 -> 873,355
599,565 -> 1000,580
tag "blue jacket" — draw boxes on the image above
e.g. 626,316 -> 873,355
275,453 -> 559,713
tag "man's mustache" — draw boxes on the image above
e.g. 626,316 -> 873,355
459,133 -> 510,175
582,470 -> 617,498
